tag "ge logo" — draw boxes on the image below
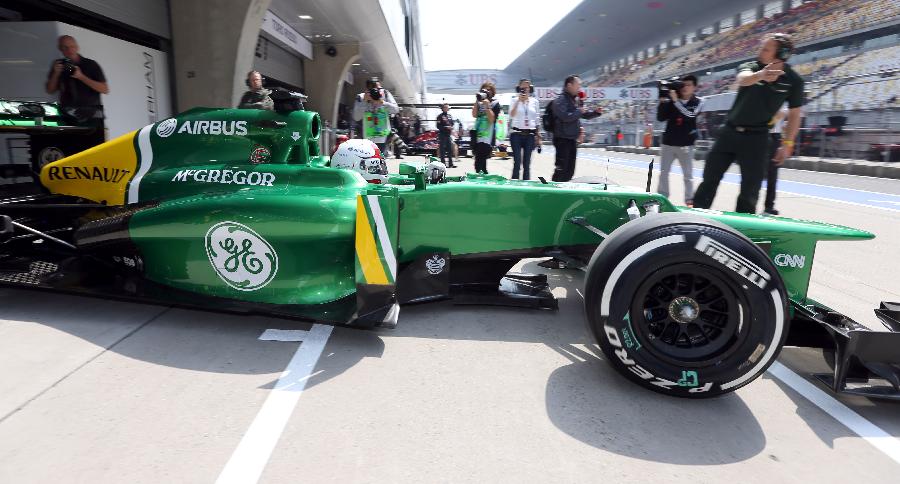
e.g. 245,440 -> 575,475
205,221 -> 279,291
155,118 -> 178,138
37,147 -> 65,168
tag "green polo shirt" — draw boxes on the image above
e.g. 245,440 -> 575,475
727,60 -> 804,127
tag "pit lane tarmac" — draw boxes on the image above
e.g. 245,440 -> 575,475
1,148 -> 899,483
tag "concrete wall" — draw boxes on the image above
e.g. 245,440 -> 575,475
303,43 -> 360,126
59,0 -> 171,38
254,34 -> 304,89
169,0 -> 270,111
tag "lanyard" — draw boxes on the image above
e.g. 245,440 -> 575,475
517,97 -> 531,127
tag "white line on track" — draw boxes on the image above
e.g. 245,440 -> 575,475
216,324 -> 334,484
570,287 -> 900,462
767,361 -> 900,465
582,154 -> 900,214
577,147 -> 900,184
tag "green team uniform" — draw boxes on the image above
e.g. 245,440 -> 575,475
494,112 -> 508,142
474,101 -> 500,144
693,60 -> 804,213
363,106 -> 391,142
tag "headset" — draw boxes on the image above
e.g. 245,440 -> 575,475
770,33 -> 793,61
516,78 -> 535,94
246,70 -> 264,87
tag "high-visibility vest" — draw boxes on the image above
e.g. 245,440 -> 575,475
364,105 -> 391,140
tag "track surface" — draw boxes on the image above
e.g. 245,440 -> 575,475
1,148 -> 899,483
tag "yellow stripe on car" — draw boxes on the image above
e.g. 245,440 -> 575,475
355,196 -> 389,285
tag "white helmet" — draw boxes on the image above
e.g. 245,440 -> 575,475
330,138 -> 388,183
425,160 -> 446,184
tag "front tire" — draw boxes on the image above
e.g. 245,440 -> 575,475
584,213 -> 789,398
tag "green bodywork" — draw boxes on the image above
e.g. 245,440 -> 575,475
77,107 -> 870,315
0,100 -> 62,127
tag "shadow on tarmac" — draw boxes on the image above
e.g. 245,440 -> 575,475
390,260 -> 772,464
3,257 -> 888,459
544,345 -> 766,465
0,287 -> 383,394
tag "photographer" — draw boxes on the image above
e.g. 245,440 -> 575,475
436,103 -> 456,167
550,75 -> 601,182
693,33 -> 804,214
45,35 -> 108,125
656,75 -> 703,205
237,71 -> 274,110
353,77 -> 399,151
508,78 -> 541,180
471,82 -> 501,174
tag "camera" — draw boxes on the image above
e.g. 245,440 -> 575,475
58,57 -> 76,76
270,88 -> 308,114
475,89 -> 490,102
368,87 -> 382,101
658,76 -> 685,98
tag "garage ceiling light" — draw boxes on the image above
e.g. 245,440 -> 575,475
298,15 -> 313,20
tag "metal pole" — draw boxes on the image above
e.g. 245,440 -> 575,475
817,80 -> 825,159
634,101 -> 640,147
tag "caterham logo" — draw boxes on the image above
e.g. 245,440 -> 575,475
155,118 -> 177,138
205,221 -> 278,291
425,254 -> 446,275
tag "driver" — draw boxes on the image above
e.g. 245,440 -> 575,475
330,139 -> 389,184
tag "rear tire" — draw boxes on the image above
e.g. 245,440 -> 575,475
583,213 -> 789,398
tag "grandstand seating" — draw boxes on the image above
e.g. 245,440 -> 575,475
588,0 -> 899,93
587,0 -> 900,113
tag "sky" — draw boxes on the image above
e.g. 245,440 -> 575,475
418,0 -> 584,72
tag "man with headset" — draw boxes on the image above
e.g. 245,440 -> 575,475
238,71 -> 273,110
692,33 -> 804,214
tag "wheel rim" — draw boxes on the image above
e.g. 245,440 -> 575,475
630,263 -> 745,365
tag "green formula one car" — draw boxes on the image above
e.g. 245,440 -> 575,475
1,98 -> 898,399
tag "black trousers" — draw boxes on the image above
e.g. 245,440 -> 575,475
510,131 -> 535,180
692,126 -> 768,213
438,134 -> 453,164
552,137 -> 577,182
474,142 -> 492,173
765,133 -> 781,211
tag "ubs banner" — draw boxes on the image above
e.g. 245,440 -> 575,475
0,21 -> 172,139
425,70 -> 523,94
534,87 -> 655,103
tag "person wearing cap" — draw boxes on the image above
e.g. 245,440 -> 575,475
353,77 -> 399,152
